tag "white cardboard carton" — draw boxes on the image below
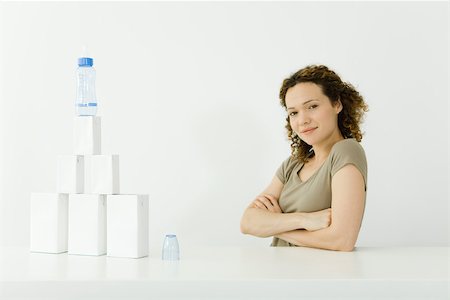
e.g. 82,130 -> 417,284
68,194 -> 106,256
73,116 -> 101,155
85,155 -> 120,194
30,193 -> 68,253
107,194 -> 149,258
57,155 -> 84,193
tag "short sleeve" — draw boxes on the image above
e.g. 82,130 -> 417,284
276,156 -> 293,184
330,139 -> 368,191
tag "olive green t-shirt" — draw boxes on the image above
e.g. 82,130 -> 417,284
271,138 -> 368,247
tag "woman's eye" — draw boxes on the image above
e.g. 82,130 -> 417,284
289,112 -> 297,117
308,104 -> 318,110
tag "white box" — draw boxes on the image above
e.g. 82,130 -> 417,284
107,194 -> 149,258
57,155 -> 84,193
85,155 -> 120,194
73,116 -> 101,155
68,194 -> 106,256
30,193 -> 68,253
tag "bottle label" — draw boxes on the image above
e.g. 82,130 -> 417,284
76,103 -> 97,107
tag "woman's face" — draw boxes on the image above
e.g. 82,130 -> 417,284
285,82 -> 342,146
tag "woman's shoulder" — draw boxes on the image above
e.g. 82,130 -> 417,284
277,154 -> 302,183
280,154 -> 302,170
331,138 -> 366,156
329,138 -> 367,175
329,138 -> 368,189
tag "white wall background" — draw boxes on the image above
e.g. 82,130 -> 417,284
0,1 -> 448,249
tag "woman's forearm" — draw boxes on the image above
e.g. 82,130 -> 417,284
275,227 -> 352,251
240,208 -> 305,238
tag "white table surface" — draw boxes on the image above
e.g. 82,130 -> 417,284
0,246 -> 448,299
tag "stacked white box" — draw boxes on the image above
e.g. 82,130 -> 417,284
32,114 -> 149,259
85,155 -> 120,194
107,195 -> 149,258
68,194 -> 106,256
30,193 -> 68,254
57,155 -> 84,193
73,116 -> 101,155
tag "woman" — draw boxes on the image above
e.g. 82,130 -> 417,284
240,65 -> 368,251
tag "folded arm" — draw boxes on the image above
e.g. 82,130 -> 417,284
240,175 -> 331,238
275,164 -> 366,252
240,206 -> 307,238
275,227 -> 344,251
240,175 -> 299,237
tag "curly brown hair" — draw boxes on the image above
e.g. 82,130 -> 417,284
279,64 -> 369,162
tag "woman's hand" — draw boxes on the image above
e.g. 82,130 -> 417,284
302,208 -> 332,231
250,194 -> 282,213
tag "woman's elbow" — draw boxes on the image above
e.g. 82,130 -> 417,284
336,244 -> 355,252
331,228 -> 357,252
240,216 -> 266,237
240,219 -> 262,237
240,211 -> 252,235
240,208 -> 271,238
240,208 -> 256,235
240,219 -> 249,234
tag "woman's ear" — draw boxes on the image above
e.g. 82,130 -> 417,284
335,98 -> 343,114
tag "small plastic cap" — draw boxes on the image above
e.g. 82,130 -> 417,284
78,57 -> 93,67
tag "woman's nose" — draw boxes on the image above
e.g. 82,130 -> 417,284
297,110 -> 310,125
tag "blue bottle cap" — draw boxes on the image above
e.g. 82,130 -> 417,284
78,57 -> 93,67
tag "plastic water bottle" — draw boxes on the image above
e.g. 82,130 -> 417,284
76,56 -> 97,116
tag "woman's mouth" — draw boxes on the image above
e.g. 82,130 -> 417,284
301,127 -> 317,135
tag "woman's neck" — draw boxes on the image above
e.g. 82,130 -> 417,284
310,132 -> 344,165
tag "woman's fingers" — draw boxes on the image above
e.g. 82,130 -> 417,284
264,194 -> 278,206
253,199 -> 268,210
256,196 -> 273,209
251,195 -> 282,213
263,194 -> 282,213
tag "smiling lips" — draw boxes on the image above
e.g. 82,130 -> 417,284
301,127 -> 317,134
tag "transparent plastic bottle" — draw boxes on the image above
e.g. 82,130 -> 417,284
76,56 -> 97,116
162,234 -> 180,260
